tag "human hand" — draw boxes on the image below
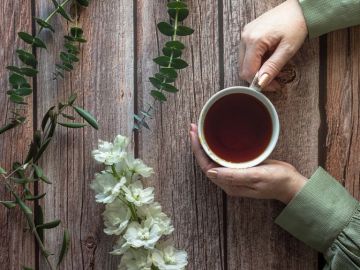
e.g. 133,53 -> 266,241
240,0 -> 308,90
189,124 -> 307,204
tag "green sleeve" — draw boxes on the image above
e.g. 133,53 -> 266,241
275,167 -> 360,269
299,0 -> 360,38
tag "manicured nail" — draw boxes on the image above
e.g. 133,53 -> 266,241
258,73 -> 270,87
207,169 -> 218,179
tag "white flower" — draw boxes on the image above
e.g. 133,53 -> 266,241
103,199 -> 131,235
152,244 -> 188,270
123,219 -> 162,249
123,181 -> 154,207
126,156 -> 154,178
90,172 -> 126,204
110,237 -> 130,256
118,249 -> 152,270
138,203 -> 174,235
92,135 -> 129,165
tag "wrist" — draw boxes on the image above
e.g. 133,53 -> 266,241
279,171 -> 307,204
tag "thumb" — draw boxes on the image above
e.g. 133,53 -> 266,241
258,42 -> 295,88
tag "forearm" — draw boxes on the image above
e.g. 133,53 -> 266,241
299,0 -> 360,38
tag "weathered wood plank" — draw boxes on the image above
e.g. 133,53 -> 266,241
136,0 -> 225,269
223,0 -> 319,269
0,1 -> 35,269
325,27 -> 360,200
35,1 -> 134,269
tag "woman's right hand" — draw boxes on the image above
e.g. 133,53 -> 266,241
240,0 -> 308,90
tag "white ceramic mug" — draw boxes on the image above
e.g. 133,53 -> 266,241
198,76 -> 280,169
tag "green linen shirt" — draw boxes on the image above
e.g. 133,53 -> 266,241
299,0 -> 360,38
276,168 -> 360,269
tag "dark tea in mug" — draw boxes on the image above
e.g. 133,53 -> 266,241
203,93 -> 273,163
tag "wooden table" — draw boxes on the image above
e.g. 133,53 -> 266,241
1,0 -> 359,269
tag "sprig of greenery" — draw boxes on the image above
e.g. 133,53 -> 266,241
0,0 -> 97,269
133,0 -> 194,130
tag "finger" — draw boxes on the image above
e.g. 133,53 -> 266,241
240,45 -> 264,83
207,167 -> 259,186
258,41 -> 296,88
189,124 -> 217,172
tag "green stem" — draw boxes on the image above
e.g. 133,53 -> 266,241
38,0 -> 72,34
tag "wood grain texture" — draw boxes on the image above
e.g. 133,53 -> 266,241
35,1 -> 134,269
136,0 -> 225,269
0,1 -> 35,269
223,0 -> 319,269
325,26 -> 360,200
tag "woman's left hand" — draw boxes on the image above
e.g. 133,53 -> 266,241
189,124 -> 307,204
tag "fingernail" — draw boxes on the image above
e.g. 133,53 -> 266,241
258,73 -> 270,87
207,169 -> 218,179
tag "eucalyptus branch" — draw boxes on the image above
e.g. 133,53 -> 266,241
134,0 -> 194,130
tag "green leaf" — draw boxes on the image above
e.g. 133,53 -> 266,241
35,205 -> 44,241
36,219 -> 61,230
165,40 -> 185,50
24,142 -> 37,163
169,8 -> 189,21
25,192 -> 46,201
33,164 -> 43,178
16,50 -> 37,67
35,17 -> 55,32
0,117 -> 25,134
162,83 -> 178,93
162,46 -> 182,58
41,106 -> 55,131
34,130 -> 42,147
57,229 -> 70,266
70,27 -> 83,38
76,0 -> 89,6
61,113 -> 75,120
171,58 -> 188,69
0,167 -> 6,174
150,90 -> 167,102
7,66 -> 22,73
34,137 -> 52,162
160,67 -> 177,78
153,56 -> 171,67
73,106 -> 99,130
57,6 -> 72,21
9,73 -> 27,88
18,68 -> 38,77
67,93 -> 77,105
10,94 -> 26,104
155,73 -> 176,83
56,63 -> 72,72
18,32 -> 34,44
22,266 -> 33,270
58,122 -> 87,128
176,26 -> 194,36
64,43 -> 79,53
11,192 -> 32,215
0,201 -> 16,209
40,175 -> 52,184
140,110 -> 152,118
15,88 -> 32,96
167,1 -> 187,8
157,22 -> 174,36
149,77 -> 162,89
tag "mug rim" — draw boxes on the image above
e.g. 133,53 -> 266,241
198,86 -> 280,169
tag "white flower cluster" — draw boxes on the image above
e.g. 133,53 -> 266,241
91,135 -> 188,270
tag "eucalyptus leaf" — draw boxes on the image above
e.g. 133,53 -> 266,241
167,1 -> 187,8
157,22 -> 174,36
9,73 -> 27,88
23,266 -> 33,270
34,130 -> 42,147
24,142 -> 38,163
40,175 -> 52,184
10,94 -> 26,104
168,8 -> 189,22
58,122 -> 87,128
33,164 -> 43,178
34,137 -> 52,162
162,47 -> 182,58
35,17 -> 55,32
15,88 -> 32,96
73,106 -> 99,129
16,50 -> 37,67
35,205 -> 44,241
67,93 -> 77,105
160,67 -> 178,78
70,27 -> 83,38
18,68 -> 38,77
171,58 -> 188,69
61,113 -> 76,120
41,106 -> 55,131
165,40 -> 185,50
162,83 -> 178,93
149,77 -> 163,89
57,229 -> 70,266
150,90 -> 167,102
155,73 -> 176,83
7,66 -> 22,73
25,193 -> 46,201
12,192 -> 32,215
57,6 -> 72,21
153,56 -> 171,67
64,43 -> 79,53
0,167 -> 6,174
0,201 -> 16,209
36,219 -> 61,230
18,32 -> 47,49
176,26 -> 194,36
0,118 -> 25,135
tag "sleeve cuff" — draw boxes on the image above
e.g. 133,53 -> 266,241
299,0 -> 360,38
275,167 -> 358,252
